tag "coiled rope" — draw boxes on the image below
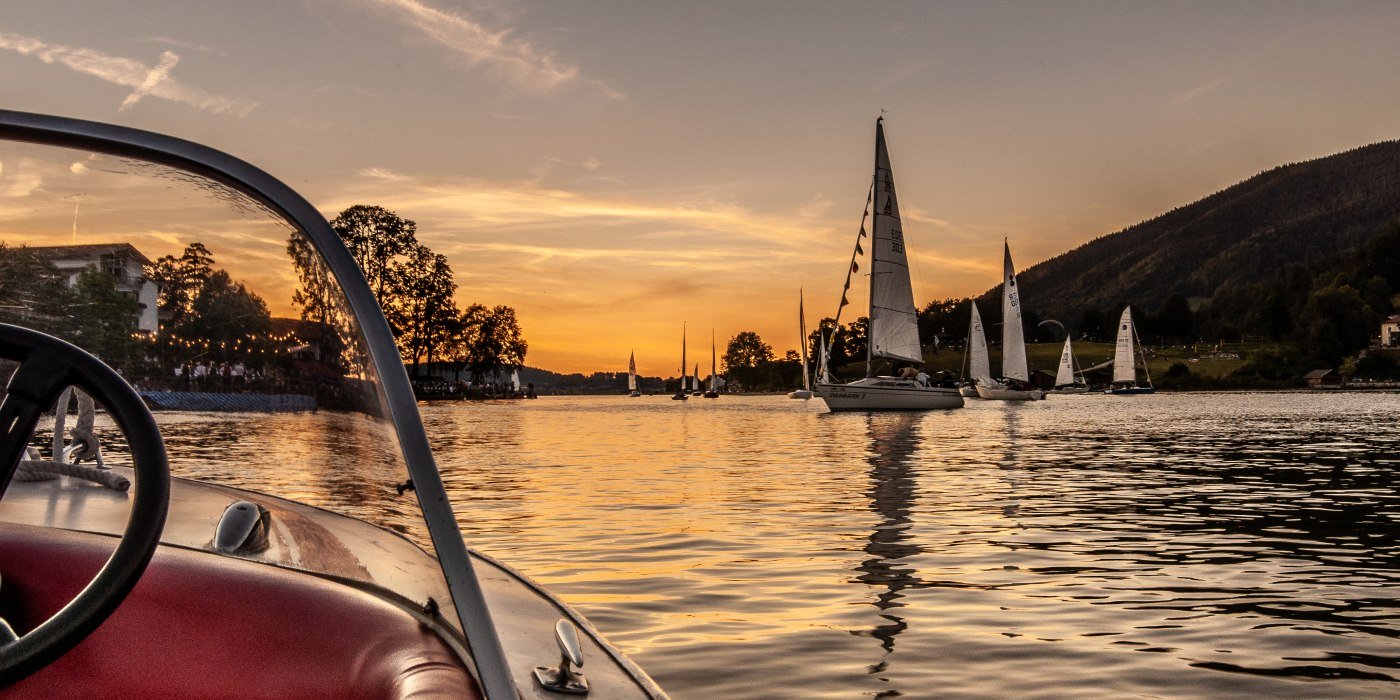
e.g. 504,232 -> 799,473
17,387 -> 129,492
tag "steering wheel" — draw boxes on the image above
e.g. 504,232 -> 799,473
0,324 -> 170,687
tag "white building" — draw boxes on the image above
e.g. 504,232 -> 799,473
1382,314 -> 1400,348
31,243 -> 160,333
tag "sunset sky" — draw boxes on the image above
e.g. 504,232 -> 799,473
4,2 -> 1400,374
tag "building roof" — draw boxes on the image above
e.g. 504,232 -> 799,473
26,243 -> 153,267
1303,369 -> 1335,379
1384,314 -> 1400,324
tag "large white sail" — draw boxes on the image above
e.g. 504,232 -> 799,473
968,302 -> 993,385
1000,241 -> 1028,381
867,118 -> 924,364
1055,337 -> 1075,387
628,351 -> 638,391
1113,306 -> 1137,384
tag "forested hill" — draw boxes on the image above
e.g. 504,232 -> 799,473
1013,140 -> 1400,322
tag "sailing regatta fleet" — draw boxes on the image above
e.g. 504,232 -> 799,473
622,116 -> 1155,407
803,117 -> 1153,409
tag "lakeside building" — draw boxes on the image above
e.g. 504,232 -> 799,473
1303,369 -> 1343,389
29,243 -> 159,333
1381,314 -> 1400,347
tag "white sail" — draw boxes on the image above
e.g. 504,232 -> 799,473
1000,241 -> 1028,381
710,333 -> 718,392
1055,337 -> 1075,387
798,291 -> 811,391
1113,306 -> 1137,384
510,369 -> 521,391
818,332 -> 832,383
867,119 -> 924,364
968,302 -> 993,385
628,351 -> 638,391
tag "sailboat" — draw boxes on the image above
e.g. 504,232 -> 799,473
812,117 -> 964,411
628,350 -> 641,397
961,301 -> 993,397
672,324 -> 689,400
1106,306 -> 1155,394
1049,335 -> 1090,394
789,290 -> 814,399
703,331 -> 720,398
690,363 -> 703,396
976,241 -> 1046,401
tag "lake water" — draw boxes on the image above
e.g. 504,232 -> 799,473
164,392 -> 1399,699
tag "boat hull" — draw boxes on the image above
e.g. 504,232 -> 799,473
1105,386 -> 1155,395
814,378 -> 964,411
1048,385 -> 1091,395
787,389 -> 813,400
976,384 -> 1046,401
958,385 -> 979,398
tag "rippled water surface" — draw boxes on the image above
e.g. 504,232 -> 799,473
161,392 -> 1399,699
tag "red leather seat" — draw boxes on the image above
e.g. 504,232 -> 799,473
0,524 -> 481,699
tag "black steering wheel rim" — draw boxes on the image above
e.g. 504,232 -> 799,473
0,323 -> 170,688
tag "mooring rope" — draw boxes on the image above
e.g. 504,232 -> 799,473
27,387 -> 125,491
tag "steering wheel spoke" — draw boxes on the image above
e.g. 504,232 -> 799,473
0,355 -> 76,493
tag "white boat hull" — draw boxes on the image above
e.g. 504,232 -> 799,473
958,385 -> 979,398
976,383 -> 1046,401
814,378 -> 964,411
788,389 -> 813,399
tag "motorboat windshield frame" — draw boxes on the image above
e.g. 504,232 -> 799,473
0,109 -> 515,699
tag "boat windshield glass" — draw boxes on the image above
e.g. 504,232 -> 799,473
0,139 -> 453,619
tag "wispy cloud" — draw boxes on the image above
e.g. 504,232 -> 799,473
1171,77 -> 1229,106
359,0 -> 622,98
140,36 -> 221,55
358,166 -> 408,181
0,32 -> 256,117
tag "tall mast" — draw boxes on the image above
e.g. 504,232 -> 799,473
867,117 -> 881,377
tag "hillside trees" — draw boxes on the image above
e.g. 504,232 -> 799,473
1296,281 -> 1374,366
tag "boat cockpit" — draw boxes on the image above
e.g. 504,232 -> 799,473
0,110 -> 664,699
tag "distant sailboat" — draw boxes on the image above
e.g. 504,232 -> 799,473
691,363 -> 702,396
961,301 -> 993,397
672,324 -> 689,400
812,117 -> 963,411
976,241 -> 1046,401
1049,335 -> 1090,394
789,290 -> 813,399
1106,306 -> 1155,395
628,350 -> 641,397
704,331 -> 720,398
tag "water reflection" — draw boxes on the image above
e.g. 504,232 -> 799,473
855,414 -> 921,669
